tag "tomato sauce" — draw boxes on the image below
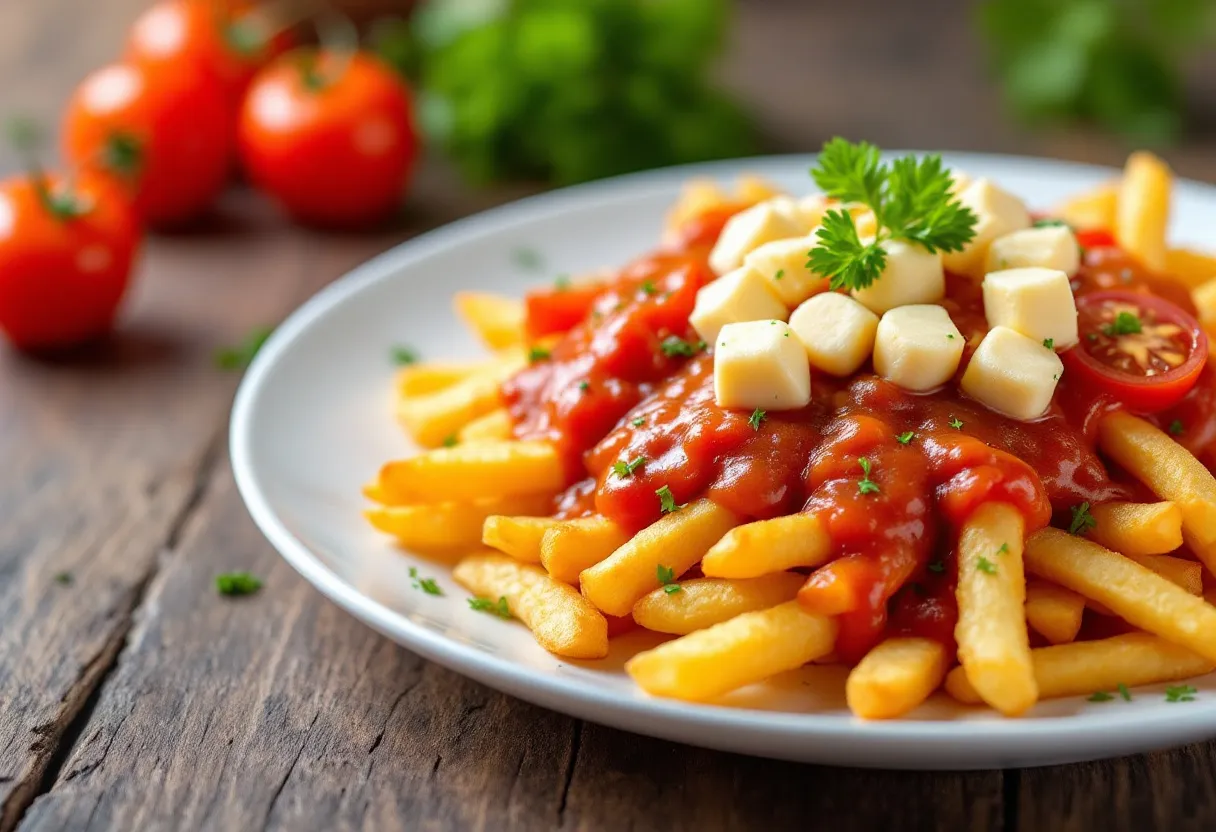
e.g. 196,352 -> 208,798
503,215 -> 1216,664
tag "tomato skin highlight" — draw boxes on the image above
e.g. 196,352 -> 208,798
1063,290 -> 1208,413
238,50 -> 418,228
0,175 -> 141,351
63,60 -> 233,228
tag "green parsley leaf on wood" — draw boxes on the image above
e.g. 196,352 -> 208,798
216,572 -> 263,596
215,326 -> 273,370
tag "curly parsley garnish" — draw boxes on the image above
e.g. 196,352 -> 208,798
807,139 -> 978,292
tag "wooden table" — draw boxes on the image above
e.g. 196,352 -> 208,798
3,1 -> 1215,829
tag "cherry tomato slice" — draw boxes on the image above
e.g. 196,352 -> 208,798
1062,290 -> 1208,413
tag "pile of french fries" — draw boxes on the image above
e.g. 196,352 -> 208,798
365,161 -> 1216,719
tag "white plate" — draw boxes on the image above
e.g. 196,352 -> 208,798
231,153 -> 1216,770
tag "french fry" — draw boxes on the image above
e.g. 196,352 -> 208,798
701,513 -> 831,578
481,515 -> 561,563
1169,249 -> 1216,289
1193,277 -> 1216,333
1116,151 -> 1171,273
1024,580 -> 1085,645
540,515 -> 630,584
378,440 -> 563,504
397,362 -> 477,397
363,479 -> 394,505
954,503 -> 1037,716
846,637 -> 948,720
625,601 -> 837,701
581,499 -> 740,617
458,408 -> 514,443
1098,411 -> 1216,573
1024,528 -> 1216,663
365,494 -> 552,551
453,552 -> 607,658
665,178 -> 728,233
1088,500 -> 1183,557
1054,182 -> 1117,231
397,353 -> 526,448
734,175 -> 783,204
1126,552 -> 1204,596
945,633 -> 1213,705
631,573 -> 804,635
454,292 -> 526,350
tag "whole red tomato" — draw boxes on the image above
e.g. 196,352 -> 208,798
126,0 -> 293,106
62,60 -> 233,228
0,174 -> 141,350
239,50 -> 417,227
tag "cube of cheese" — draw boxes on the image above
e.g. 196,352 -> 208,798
789,292 -> 879,376
709,201 -> 802,275
982,267 -> 1079,348
851,239 -> 945,315
942,178 -> 1031,279
795,194 -> 831,230
961,326 -> 1064,420
743,236 -> 829,307
714,320 -> 811,410
950,170 -> 973,194
690,267 -> 788,345
873,305 -> 964,392
985,226 -> 1081,276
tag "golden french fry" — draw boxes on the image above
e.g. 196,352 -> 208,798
540,515 -> 630,584
734,175 -> 783,204
1169,249 -> 1216,289
365,494 -> 552,551
1055,182 -> 1118,231
954,503 -> 1037,716
397,353 -> 525,448
397,361 -> 479,398
1088,501 -> 1183,557
631,573 -> 804,635
1193,277 -> 1216,333
378,440 -> 563,504
1116,151 -> 1171,273
580,500 -> 740,617
1098,411 -> 1216,572
1024,580 -> 1085,645
454,553 -> 607,658
1025,528 -> 1216,664
701,513 -> 831,578
459,408 -> 514,443
454,292 -> 526,350
846,637 -> 948,720
625,601 -> 836,702
363,479 -> 394,505
481,515 -> 560,563
945,633 -> 1213,705
1126,552 -> 1204,596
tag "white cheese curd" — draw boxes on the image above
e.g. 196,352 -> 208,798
985,225 -> 1081,276
795,194 -> 831,230
743,236 -> 827,307
788,292 -> 879,376
950,170 -> 973,194
708,201 -> 802,276
942,178 -> 1032,279
961,326 -> 1064,420
873,304 -> 964,392
713,320 -> 811,410
851,239 -> 946,315
690,267 -> 788,346
982,267 -> 1079,349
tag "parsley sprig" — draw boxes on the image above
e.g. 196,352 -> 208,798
657,564 -> 681,594
807,139 -> 978,292
1069,502 -> 1096,536
612,456 -> 646,479
857,458 -> 881,495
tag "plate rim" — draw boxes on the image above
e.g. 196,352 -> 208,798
230,151 -> 1216,768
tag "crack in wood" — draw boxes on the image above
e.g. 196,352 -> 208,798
261,710 -> 321,831
1002,767 -> 1020,831
557,721 -> 582,825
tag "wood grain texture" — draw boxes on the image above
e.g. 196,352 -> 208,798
0,0 -> 1215,830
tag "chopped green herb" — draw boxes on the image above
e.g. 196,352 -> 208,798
949,417 -> 964,430
554,275 -> 571,290
1087,332 -> 1099,342
657,564 -> 681,594
578,380 -> 590,392
976,556 -> 998,575
857,458 -> 881,495
656,484 -> 681,514
216,572 -> 263,596
640,280 -> 658,296
748,408 -> 767,430
1033,218 -> 1071,229
1165,684 -> 1197,703
659,335 -> 702,357
469,596 -> 511,618
1087,691 -> 1115,702
1042,338 -> 1054,350
631,416 -> 646,427
54,571 -> 73,585
1168,420 -> 1185,437
927,560 -> 945,574
1117,682 -> 1133,702
947,333 -> 955,340
527,346 -> 551,363
896,431 -> 915,445
215,326 -> 273,370
997,542 -> 1009,555
1069,502 -> 1096,536
612,456 -> 647,478
774,269 -> 785,281
391,344 -> 419,365
512,246 -> 544,271
441,435 -> 458,448
1102,311 -> 1142,336
409,566 -> 444,596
